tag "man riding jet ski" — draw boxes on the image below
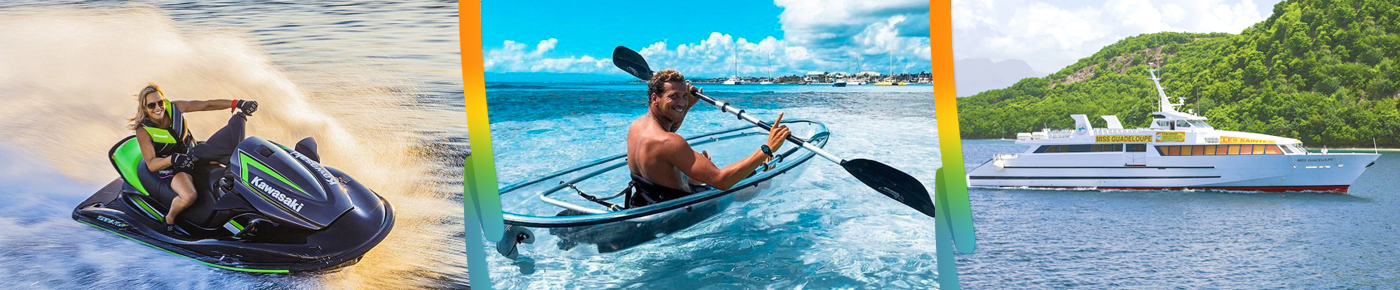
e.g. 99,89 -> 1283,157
72,83 -> 395,273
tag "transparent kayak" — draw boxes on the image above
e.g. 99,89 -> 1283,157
495,119 -> 829,255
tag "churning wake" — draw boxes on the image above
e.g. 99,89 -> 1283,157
0,5 -> 466,289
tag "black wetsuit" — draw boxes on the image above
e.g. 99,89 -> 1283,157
626,173 -> 707,208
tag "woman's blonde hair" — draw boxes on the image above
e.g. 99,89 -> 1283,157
126,83 -> 164,130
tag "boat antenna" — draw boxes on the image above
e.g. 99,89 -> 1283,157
1147,63 -> 1176,113
1375,138 -> 1379,154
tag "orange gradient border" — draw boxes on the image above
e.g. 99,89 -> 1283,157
459,1 -> 504,289
930,1 -> 975,289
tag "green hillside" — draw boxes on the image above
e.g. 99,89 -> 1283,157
957,0 -> 1400,147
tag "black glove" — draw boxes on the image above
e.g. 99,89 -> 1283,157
171,153 -> 196,171
235,100 -> 258,115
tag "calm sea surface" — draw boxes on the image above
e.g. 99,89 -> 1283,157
957,141 -> 1399,289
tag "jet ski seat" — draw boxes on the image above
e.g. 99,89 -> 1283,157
109,136 -> 233,230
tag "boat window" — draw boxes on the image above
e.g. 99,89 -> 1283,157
1156,120 -> 1169,127
1279,145 -> 1293,154
1039,144 -> 1124,153
1188,120 -> 1212,128
1154,144 -> 1284,156
1176,120 -> 1192,127
1127,144 -> 1146,152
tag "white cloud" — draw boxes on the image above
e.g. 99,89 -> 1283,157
775,0 -> 931,71
483,38 -> 613,73
952,0 -> 1278,73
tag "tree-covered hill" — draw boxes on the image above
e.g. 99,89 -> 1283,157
957,0 -> 1400,147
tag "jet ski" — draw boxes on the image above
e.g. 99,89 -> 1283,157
494,119 -> 828,258
73,134 -> 394,273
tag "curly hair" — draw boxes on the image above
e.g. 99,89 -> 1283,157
646,69 -> 686,103
127,83 -> 164,130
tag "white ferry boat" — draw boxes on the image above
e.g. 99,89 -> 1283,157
967,68 -> 1380,193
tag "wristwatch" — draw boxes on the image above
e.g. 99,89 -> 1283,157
761,144 -> 773,157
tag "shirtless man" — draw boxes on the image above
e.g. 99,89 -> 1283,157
625,69 -> 790,207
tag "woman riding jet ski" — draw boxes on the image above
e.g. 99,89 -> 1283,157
72,84 -> 395,273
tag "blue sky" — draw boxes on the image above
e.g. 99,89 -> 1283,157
481,0 -> 933,78
953,0 -> 1281,73
481,0 -> 1282,79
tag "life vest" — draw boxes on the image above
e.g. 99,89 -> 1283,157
140,99 -> 195,157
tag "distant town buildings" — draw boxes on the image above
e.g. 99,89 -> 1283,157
698,71 -> 932,85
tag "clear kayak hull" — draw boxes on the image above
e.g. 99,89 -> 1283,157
496,120 -> 829,255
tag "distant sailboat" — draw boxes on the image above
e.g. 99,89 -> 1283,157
760,52 -> 775,85
873,53 -> 906,86
723,43 -> 743,85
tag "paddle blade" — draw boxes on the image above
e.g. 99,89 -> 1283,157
842,158 -> 935,218
612,46 -> 653,80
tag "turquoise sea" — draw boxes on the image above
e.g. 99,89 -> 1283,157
483,83 -> 943,289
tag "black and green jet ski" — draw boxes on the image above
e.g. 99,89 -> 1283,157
72,135 -> 394,273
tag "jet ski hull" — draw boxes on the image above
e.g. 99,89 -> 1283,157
74,136 -> 394,273
74,179 -> 394,273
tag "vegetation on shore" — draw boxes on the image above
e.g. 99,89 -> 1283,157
958,0 -> 1400,147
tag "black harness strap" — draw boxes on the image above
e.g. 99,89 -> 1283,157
562,182 -> 625,211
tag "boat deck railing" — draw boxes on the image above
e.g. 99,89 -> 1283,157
994,153 -> 1021,159
1018,128 -> 1149,140
1093,128 -> 1141,135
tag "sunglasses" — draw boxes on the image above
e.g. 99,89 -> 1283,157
145,100 -> 164,110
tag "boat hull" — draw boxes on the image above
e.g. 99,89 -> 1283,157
968,153 -> 1379,193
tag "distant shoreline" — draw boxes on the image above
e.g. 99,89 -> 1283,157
960,139 -> 1400,152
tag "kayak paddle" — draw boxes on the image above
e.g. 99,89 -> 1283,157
611,46 -> 936,218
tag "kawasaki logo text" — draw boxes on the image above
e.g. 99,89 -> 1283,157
252,176 -> 304,212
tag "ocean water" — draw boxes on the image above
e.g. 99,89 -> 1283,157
958,140 -> 1400,289
0,2 -> 470,289
483,84 -> 944,289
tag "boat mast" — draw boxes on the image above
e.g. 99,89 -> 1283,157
1147,65 -> 1180,113
732,43 -> 738,79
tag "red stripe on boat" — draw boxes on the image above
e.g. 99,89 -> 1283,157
1011,185 -> 1350,193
